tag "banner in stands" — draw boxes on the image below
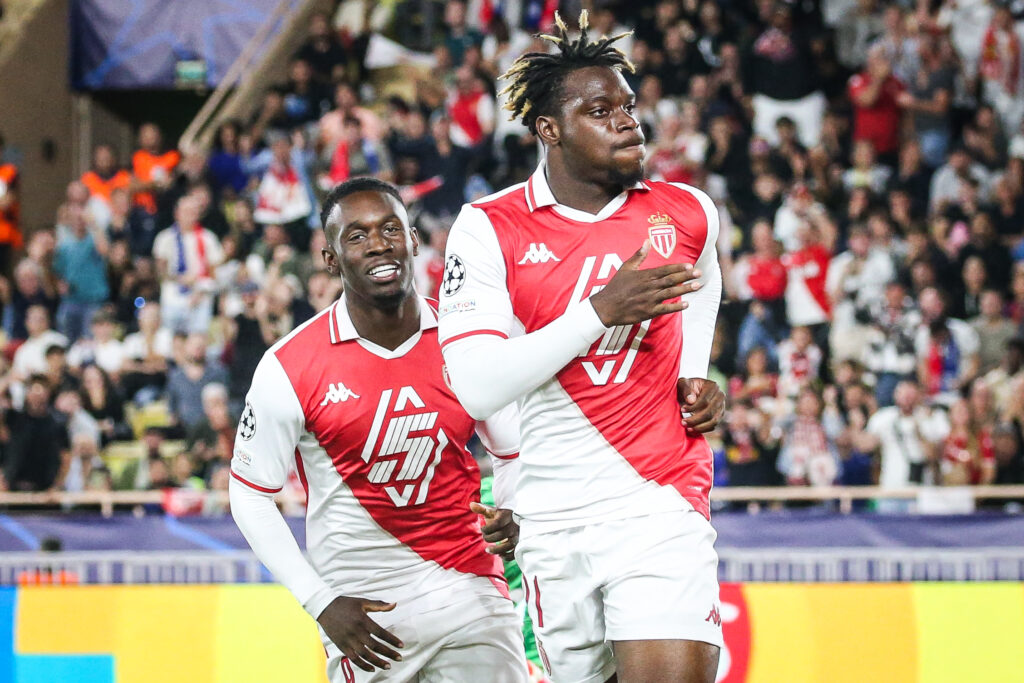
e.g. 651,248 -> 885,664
70,0 -> 301,90
2,583 -> 1022,682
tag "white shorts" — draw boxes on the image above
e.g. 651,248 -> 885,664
322,576 -> 529,683
515,510 -> 722,683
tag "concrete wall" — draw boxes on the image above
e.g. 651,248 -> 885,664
0,0 -> 73,235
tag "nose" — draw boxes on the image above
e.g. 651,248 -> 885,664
614,107 -> 640,133
364,227 -> 393,255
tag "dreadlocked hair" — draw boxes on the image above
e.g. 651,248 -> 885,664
498,9 -> 634,135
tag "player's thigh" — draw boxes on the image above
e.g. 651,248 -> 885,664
600,510 -> 723,649
611,639 -> 720,683
420,595 -> 528,683
322,607 -> 430,683
515,527 -> 616,683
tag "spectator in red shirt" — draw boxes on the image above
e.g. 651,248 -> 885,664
736,220 -> 789,364
848,44 -> 905,165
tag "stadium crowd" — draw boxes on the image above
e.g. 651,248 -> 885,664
0,0 -> 1022,510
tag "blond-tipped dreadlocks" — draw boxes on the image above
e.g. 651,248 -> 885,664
498,9 -> 634,135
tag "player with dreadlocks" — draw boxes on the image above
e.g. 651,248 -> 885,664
438,10 -> 726,683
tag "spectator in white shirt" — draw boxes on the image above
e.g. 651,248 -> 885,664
12,305 -> 68,380
67,309 -> 126,377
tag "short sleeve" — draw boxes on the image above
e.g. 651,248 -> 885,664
231,351 -> 305,493
437,204 -> 515,347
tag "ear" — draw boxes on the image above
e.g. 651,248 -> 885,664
322,247 -> 338,275
534,115 -> 560,147
409,227 -> 420,257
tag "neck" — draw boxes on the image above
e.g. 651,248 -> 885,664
545,154 -> 626,215
345,290 -> 420,351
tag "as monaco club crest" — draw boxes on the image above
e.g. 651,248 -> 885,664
647,212 -> 677,259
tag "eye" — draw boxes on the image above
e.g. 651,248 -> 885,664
346,231 -> 365,243
383,223 -> 402,234
624,103 -> 636,115
590,107 -> 608,118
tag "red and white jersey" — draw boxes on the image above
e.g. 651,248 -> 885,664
231,295 -> 518,603
438,163 -> 720,530
782,244 -> 832,326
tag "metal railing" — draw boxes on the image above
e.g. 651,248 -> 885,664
5,547 -> 1024,584
3,486 -> 1024,517
178,0 -> 331,152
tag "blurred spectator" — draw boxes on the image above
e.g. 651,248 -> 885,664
186,382 -> 235,480
2,375 -> 68,492
249,130 -> 315,249
67,309 -> 124,376
320,82 -> 384,147
2,258 -> 58,341
940,398 -> 995,485
120,303 -> 171,403
224,281 -> 274,415
12,306 -> 67,379
0,132 -> 22,268
79,363 -> 130,445
776,388 -> 842,487
855,380 -> 950,495
782,221 -> 832,339
446,65 -> 495,150
983,337 -> 1024,415
871,5 -> 919,83
914,286 -> 980,404
827,224 -> 895,363
152,195 -> 223,334
281,58 -> 333,128
62,432 -> 103,493
977,6 -> 1023,135
728,346 -> 779,406
54,203 -> 110,342
208,121 -> 248,198
900,38 -> 955,168
864,281 -> 920,406
777,326 -> 823,400
295,12 -> 350,84
80,144 -> 132,210
849,44 -> 905,164
721,399 -> 782,487
166,333 -> 228,431
991,421 -> 1024,486
836,0 -> 885,69
443,0 -> 483,66
131,123 -> 179,214
745,4 -> 826,147
42,344 -> 77,396
319,116 -> 391,189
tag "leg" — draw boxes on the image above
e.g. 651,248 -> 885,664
515,526 -> 615,683
419,594 -> 528,683
595,511 -> 723,683
611,640 -> 720,683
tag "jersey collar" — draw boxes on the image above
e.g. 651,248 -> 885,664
328,293 -> 438,345
524,160 -> 650,220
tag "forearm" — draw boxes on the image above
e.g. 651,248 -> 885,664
229,479 -> 335,618
442,300 -> 608,420
679,260 -> 722,379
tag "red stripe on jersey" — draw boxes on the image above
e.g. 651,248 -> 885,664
440,329 -> 508,348
230,470 -> 282,494
294,450 -> 309,500
533,576 -> 544,627
272,319 -> 504,584
486,449 -> 519,460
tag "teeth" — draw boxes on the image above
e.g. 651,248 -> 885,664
369,265 -> 398,277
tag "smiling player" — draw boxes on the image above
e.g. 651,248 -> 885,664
230,178 -> 528,682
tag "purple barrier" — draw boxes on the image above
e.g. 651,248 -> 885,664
1,512 -> 1022,552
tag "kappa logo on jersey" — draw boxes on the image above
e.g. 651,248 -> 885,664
361,386 -> 449,507
648,211 -> 677,258
442,254 -> 467,296
517,242 -> 561,265
568,253 -> 650,386
320,382 -> 360,406
238,402 -> 256,441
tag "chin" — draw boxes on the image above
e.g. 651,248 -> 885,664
609,162 -> 645,187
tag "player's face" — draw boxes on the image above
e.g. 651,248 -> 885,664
323,191 -> 418,309
547,66 -> 645,186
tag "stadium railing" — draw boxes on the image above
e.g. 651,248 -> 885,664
2,485 -> 1024,516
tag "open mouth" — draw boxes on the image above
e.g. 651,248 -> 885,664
367,263 -> 401,283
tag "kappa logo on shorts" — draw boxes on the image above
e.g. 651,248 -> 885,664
705,604 -> 722,627
238,402 -> 256,441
